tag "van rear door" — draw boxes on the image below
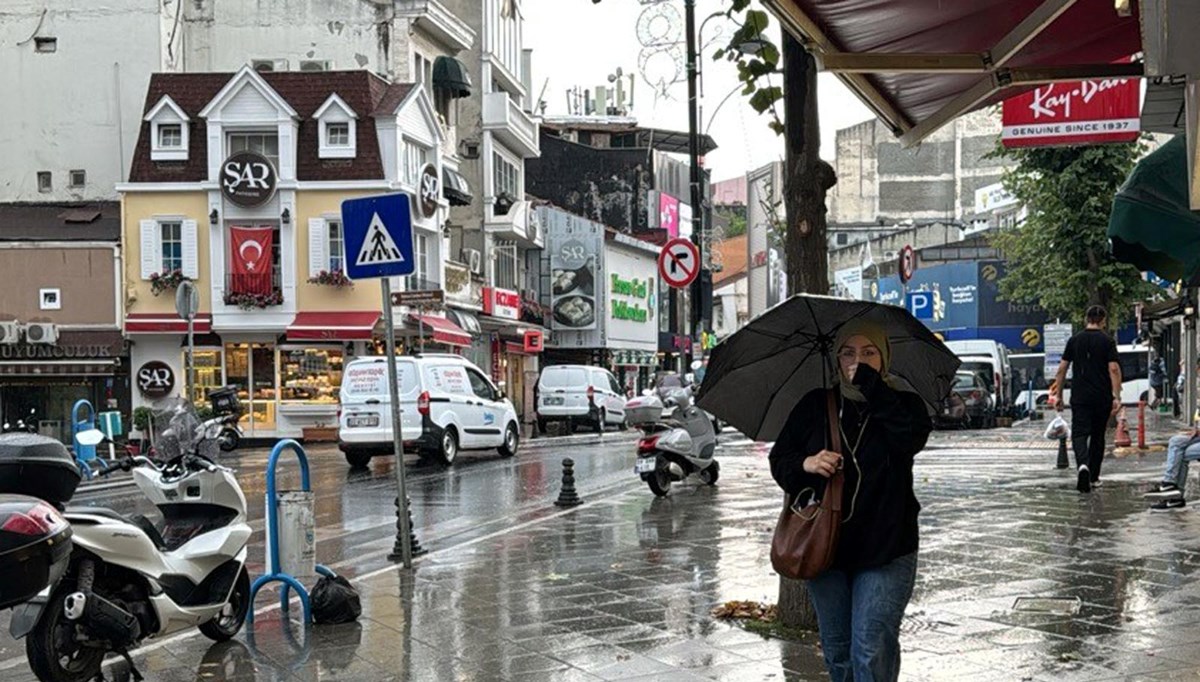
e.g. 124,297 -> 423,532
340,358 -> 420,442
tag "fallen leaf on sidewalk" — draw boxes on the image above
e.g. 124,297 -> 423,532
711,600 -> 779,622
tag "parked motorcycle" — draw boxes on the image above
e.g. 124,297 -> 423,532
11,398 -> 253,682
205,387 -> 244,453
201,412 -> 242,452
626,386 -> 718,497
2,408 -> 38,434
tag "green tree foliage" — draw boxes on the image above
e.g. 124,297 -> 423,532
989,141 -> 1156,328
714,1 -> 783,135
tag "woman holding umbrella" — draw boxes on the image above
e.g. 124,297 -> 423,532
697,296 -> 957,682
769,320 -> 931,681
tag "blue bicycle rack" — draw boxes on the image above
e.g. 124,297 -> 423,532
247,439 -> 334,625
71,399 -> 98,479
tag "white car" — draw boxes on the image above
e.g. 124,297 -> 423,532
536,365 -> 628,433
338,354 -> 520,468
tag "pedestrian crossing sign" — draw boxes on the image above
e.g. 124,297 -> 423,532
341,193 -> 415,280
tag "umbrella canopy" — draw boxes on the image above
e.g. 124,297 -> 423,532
1109,135 -> 1200,285
695,295 -> 960,442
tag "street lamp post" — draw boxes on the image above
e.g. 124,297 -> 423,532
684,0 -> 707,345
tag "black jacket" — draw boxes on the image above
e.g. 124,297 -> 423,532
768,367 -> 932,572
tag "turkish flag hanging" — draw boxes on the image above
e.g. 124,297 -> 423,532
230,226 -> 273,295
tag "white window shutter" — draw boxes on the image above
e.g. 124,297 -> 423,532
181,219 -> 199,279
308,218 -> 328,278
139,219 -> 161,280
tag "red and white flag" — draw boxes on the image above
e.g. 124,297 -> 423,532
230,226 -> 273,295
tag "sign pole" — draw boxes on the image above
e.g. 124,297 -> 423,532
381,278 -> 413,568
187,317 -> 195,404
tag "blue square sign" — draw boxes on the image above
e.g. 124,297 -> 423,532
907,291 -> 934,321
341,193 -> 415,280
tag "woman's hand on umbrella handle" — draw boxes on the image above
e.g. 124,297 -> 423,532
803,450 -> 842,478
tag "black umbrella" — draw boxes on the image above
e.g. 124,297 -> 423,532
696,294 -> 960,441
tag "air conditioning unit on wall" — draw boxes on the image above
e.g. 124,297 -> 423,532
463,249 -> 483,275
24,323 -> 58,345
0,322 -> 19,344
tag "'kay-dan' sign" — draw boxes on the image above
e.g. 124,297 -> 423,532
1002,76 -> 1140,148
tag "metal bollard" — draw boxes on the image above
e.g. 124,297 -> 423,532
1056,438 -> 1069,469
389,496 -> 426,561
554,458 -> 583,507
1138,400 -> 1147,450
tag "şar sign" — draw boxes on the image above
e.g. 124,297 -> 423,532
1002,74 -> 1140,148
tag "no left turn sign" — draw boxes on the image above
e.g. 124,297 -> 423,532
659,237 -> 700,289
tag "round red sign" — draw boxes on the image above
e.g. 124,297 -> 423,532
658,238 -> 701,289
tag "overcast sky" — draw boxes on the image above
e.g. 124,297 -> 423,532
523,0 -> 874,183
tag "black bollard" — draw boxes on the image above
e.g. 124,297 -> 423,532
554,458 -> 582,507
389,496 -> 426,561
1056,437 -> 1069,469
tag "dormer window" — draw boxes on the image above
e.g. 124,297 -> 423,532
326,122 -> 350,147
145,95 -> 190,161
314,93 -> 357,159
158,124 -> 183,149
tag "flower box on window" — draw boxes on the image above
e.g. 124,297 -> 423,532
307,269 -> 354,289
223,289 -> 284,310
149,269 -> 188,297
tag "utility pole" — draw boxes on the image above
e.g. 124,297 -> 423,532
685,0 -> 710,351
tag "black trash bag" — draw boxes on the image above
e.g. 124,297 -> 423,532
311,574 -> 361,624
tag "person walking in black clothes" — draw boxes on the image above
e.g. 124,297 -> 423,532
1053,306 -> 1122,493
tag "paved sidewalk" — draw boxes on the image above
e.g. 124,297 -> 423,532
19,416 -> 1200,682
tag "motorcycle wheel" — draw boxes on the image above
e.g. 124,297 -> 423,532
698,460 -> 720,485
200,567 -> 250,642
219,428 -> 240,452
26,583 -> 105,682
647,466 -> 672,497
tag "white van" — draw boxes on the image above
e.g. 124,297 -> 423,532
536,365 -> 627,433
944,340 -> 1013,414
338,354 -> 519,468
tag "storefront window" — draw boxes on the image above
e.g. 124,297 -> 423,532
280,348 -> 343,404
225,343 -> 276,434
189,349 -> 224,407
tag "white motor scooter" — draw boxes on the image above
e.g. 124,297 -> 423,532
626,386 -> 718,497
11,400 -> 252,682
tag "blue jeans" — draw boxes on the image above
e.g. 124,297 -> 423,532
1163,435 -> 1200,490
806,552 -> 918,682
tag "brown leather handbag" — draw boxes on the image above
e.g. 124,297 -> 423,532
770,390 -> 844,580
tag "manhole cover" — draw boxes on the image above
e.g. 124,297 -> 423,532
1011,597 -> 1081,615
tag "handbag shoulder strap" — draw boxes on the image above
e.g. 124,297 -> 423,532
826,390 -> 842,455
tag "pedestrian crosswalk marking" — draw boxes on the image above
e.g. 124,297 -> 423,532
355,213 -> 405,266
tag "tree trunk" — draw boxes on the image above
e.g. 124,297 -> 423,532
776,32 -> 837,632
782,32 -> 837,298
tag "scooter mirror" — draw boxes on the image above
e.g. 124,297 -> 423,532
76,429 -> 106,446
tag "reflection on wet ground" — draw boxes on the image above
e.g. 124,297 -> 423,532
6,423 -> 1200,680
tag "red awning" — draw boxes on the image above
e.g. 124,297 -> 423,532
764,0 -> 1143,146
407,314 -> 472,347
287,311 -> 381,341
505,342 -> 533,356
125,313 -> 212,334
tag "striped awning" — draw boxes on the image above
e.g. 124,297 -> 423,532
407,313 -> 472,347
0,359 -> 120,376
125,313 -> 212,334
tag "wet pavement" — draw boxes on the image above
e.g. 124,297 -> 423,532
5,412 -> 1200,681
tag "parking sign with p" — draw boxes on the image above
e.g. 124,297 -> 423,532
907,291 -> 934,321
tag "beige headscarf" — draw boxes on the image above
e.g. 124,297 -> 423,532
834,319 -> 899,402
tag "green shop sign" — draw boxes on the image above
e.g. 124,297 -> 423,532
610,273 -> 651,323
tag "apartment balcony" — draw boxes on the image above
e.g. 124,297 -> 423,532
482,92 -> 540,158
485,199 -> 542,250
394,0 -> 475,53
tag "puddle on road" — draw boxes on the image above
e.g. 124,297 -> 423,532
1011,596 -> 1081,615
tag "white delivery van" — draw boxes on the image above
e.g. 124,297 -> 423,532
536,365 -> 628,434
338,354 -> 519,468
944,340 -> 1013,414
